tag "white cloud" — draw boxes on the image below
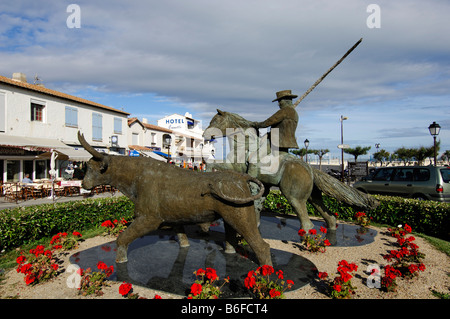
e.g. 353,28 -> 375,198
1,0 -> 450,156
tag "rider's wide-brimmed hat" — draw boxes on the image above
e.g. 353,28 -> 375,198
272,90 -> 298,102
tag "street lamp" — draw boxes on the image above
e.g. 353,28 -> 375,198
304,139 -> 309,163
164,135 -> 172,163
428,121 -> 441,166
340,115 -> 348,182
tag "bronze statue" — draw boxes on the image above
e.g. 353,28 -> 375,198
254,90 -> 300,152
77,132 -> 273,266
204,109 -> 378,232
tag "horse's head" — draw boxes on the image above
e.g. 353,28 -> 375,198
203,109 -> 229,141
203,109 -> 257,142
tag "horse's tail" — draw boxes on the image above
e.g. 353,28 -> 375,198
312,168 -> 379,210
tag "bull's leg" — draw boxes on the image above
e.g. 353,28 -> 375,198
222,208 -> 272,266
174,226 -> 190,248
223,222 -> 237,254
116,215 -> 162,263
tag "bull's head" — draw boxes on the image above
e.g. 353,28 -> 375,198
78,131 -> 111,190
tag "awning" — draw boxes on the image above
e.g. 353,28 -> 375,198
153,151 -> 171,158
37,148 -> 92,161
0,135 -> 69,151
142,151 -> 167,162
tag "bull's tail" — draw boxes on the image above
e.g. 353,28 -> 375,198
312,168 -> 379,210
206,175 -> 265,205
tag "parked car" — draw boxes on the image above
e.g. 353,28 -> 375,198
353,166 -> 450,202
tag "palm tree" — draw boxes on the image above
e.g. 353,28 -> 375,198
373,149 -> 390,167
311,149 -> 329,170
344,146 -> 371,162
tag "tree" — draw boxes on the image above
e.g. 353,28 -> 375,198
394,147 -> 415,165
290,149 -> 308,160
373,149 -> 390,167
344,146 -> 371,162
441,150 -> 450,165
311,149 -> 329,171
394,142 -> 440,165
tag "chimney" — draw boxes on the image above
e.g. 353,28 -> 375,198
12,72 -> 27,83
142,118 -> 148,124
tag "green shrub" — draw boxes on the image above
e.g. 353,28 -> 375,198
263,190 -> 450,241
0,196 -> 134,253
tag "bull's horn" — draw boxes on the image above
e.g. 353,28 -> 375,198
77,131 -> 104,160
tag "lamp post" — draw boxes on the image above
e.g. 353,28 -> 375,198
164,135 -> 172,163
340,115 -> 348,182
304,139 -> 309,163
428,121 -> 441,166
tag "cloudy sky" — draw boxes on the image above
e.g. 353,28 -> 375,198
1,0 -> 449,160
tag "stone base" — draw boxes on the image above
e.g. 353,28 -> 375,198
70,228 -> 317,298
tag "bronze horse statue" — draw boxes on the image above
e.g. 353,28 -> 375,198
203,109 -> 378,232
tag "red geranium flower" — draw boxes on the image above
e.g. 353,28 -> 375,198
298,229 -> 306,237
205,268 -> 218,281
269,289 -> 281,298
318,272 -> 328,279
119,282 -> 133,296
190,283 -> 202,296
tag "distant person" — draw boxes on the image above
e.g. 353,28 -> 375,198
22,174 -> 33,184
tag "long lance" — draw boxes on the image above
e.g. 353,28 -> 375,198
293,38 -> 363,108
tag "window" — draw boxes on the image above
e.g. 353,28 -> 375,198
65,106 -> 78,127
440,168 -> 450,183
31,102 -> 45,122
6,160 -> 20,182
415,168 -> 430,182
132,133 -> 139,145
92,113 -> 102,141
114,117 -> 122,134
372,168 -> 394,181
0,92 -> 5,132
35,160 -> 47,179
393,168 -> 414,182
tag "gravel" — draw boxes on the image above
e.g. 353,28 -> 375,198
1,218 -> 449,300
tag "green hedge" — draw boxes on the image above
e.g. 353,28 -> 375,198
0,196 -> 134,253
1,192 -> 448,254
264,190 -> 450,240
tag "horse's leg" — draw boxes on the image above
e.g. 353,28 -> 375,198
279,162 -> 314,231
308,187 -> 337,231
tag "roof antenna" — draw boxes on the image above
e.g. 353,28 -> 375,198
33,74 -> 44,86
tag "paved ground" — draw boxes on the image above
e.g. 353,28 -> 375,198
0,191 -> 122,211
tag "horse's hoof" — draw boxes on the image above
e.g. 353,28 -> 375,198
116,246 -> 128,263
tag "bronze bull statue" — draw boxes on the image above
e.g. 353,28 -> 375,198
77,132 -> 272,266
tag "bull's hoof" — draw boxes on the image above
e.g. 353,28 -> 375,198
177,233 -> 190,248
179,242 -> 190,248
224,243 -> 236,254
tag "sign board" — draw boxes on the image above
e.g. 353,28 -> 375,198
348,162 -> 369,179
337,144 -> 350,149
129,150 -> 140,157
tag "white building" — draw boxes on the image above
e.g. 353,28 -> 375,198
0,73 -> 129,182
127,117 -> 174,161
157,112 -> 214,167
